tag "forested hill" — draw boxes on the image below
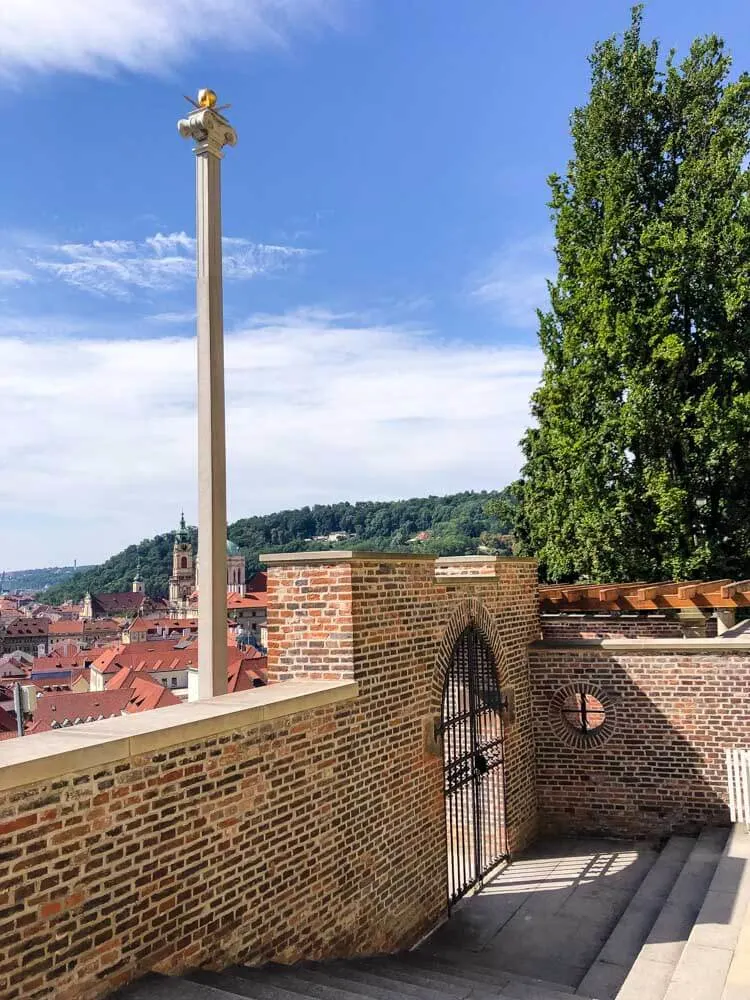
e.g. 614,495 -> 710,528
3,565 -> 95,593
41,490 -> 513,603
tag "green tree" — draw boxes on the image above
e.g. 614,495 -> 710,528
41,490 -> 511,602
510,6 -> 750,582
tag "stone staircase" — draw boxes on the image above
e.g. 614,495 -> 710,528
114,826 -> 750,1000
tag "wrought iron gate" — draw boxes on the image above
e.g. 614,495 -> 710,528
439,625 -> 508,905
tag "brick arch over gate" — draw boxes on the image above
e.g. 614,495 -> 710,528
431,597 -> 509,718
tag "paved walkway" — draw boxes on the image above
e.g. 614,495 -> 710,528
420,837 -> 660,989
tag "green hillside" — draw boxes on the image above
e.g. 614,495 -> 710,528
3,565 -> 95,594
41,490 -> 513,603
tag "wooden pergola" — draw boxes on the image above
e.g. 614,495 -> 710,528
539,579 -> 750,613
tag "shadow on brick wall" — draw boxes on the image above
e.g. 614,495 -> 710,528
529,648 -> 740,839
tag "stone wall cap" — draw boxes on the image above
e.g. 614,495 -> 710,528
261,550 -> 436,564
262,550 -> 538,566
532,637 -> 750,652
0,679 -> 359,792
435,555 -> 537,564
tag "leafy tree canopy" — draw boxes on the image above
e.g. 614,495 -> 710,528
42,490 -> 512,603
506,6 -> 750,582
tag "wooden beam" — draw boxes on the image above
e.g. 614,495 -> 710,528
636,582 -> 680,600
677,579 -> 732,599
596,582 -> 647,601
721,580 -> 750,598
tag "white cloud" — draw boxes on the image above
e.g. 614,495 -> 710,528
147,310 -> 197,325
0,0 -> 344,77
32,231 -> 311,298
473,235 -> 554,328
0,310 -> 541,567
0,268 -> 32,285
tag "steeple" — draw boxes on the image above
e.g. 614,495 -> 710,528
170,509 -> 195,608
132,558 -> 144,594
176,510 -> 188,543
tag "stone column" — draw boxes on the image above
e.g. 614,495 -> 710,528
178,91 -> 237,698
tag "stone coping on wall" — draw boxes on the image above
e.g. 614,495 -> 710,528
262,550 -> 435,563
434,555 -> 537,564
533,637 -> 750,652
261,550 -> 537,565
0,679 -> 358,793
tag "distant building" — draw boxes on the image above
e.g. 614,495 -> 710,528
122,617 -> 198,645
0,618 -> 48,656
48,618 -> 120,650
80,585 -> 166,621
28,690 -> 132,731
167,511 -> 249,614
168,513 -> 195,608
106,667 -> 182,712
88,640 -> 200,693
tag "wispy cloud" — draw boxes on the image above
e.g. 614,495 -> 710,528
0,268 -> 33,285
0,309 -> 541,566
472,235 -> 554,328
147,310 -> 197,325
30,231 -> 311,298
0,0 -> 345,78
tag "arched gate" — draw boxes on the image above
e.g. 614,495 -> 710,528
439,624 -> 508,904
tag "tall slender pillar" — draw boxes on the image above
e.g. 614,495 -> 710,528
178,91 -> 237,698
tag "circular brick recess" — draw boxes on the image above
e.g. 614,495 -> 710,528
549,682 -> 616,749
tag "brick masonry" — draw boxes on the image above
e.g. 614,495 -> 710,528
530,643 -> 750,838
0,553 -> 539,1000
541,615 -> 685,641
266,554 -> 540,854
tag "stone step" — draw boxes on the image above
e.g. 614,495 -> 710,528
233,959 -> 584,1000
400,954 -> 588,1000
188,969 -> 375,1000
232,963 -> 445,1000
341,956 -> 495,995
111,972 -> 247,999
722,865 -> 750,1000
616,826 -> 729,1000
664,825 -> 750,1000
576,835 -> 697,999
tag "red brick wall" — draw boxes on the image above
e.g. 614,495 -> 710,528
541,616 -> 684,641
0,553 -> 540,1000
529,644 -> 750,837
267,554 -> 540,855
267,561 -> 354,681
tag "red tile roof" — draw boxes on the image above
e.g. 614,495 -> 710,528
90,640 -> 198,675
125,676 -> 181,712
89,592 -> 147,616
227,592 -> 268,609
48,620 -> 84,635
32,690 -> 131,730
0,705 -> 17,733
31,652 -> 94,674
49,618 -> 120,637
227,650 -> 267,692
2,620 -> 48,637
246,571 -> 267,592
106,667 -> 181,712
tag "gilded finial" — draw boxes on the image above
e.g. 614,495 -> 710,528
198,88 -> 218,109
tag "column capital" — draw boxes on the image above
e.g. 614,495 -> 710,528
178,106 -> 237,158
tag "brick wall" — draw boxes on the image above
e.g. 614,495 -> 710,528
266,553 -> 540,855
0,552 -> 540,1000
529,642 -> 750,838
541,615 -> 684,641
0,684 -> 449,1000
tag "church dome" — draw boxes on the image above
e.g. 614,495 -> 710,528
226,539 -> 241,556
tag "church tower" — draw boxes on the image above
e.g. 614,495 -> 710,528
132,560 -> 145,594
169,512 -> 195,608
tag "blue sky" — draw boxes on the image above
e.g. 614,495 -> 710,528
1,0 -> 749,569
